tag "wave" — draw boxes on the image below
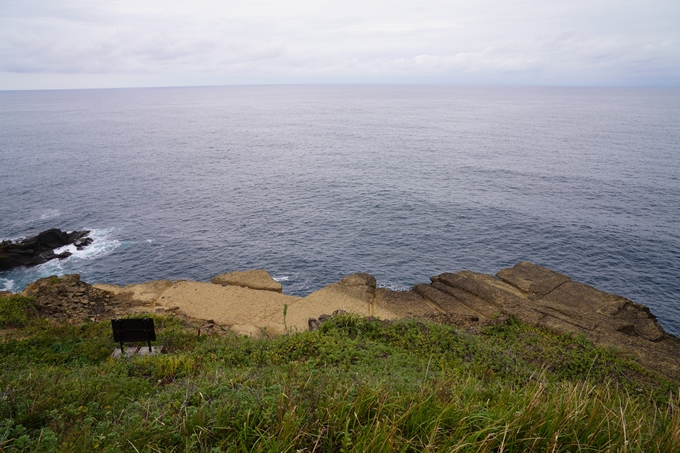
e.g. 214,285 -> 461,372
39,209 -> 61,221
0,278 -> 14,292
0,228 -> 122,293
53,228 -> 121,262
377,281 -> 411,292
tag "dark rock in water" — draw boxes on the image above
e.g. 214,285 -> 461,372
37,229 -> 69,249
0,229 -> 91,271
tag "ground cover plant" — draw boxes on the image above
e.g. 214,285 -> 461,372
0,295 -> 678,452
0,295 -> 36,328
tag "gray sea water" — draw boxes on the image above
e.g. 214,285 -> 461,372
1,85 -> 679,336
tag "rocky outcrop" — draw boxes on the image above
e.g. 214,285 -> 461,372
210,269 -> 282,292
0,229 -> 93,271
308,309 -> 350,331
93,280 -> 173,303
14,262 -> 679,380
22,274 -> 152,323
374,288 -> 432,318
144,272 -> 388,337
303,273 -> 377,310
414,262 -> 680,380
154,280 -> 301,336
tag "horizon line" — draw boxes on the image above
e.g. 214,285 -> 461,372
2,81 -> 680,93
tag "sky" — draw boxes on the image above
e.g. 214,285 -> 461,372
1,0 -> 679,90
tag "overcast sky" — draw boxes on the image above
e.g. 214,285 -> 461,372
1,0 -> 679,90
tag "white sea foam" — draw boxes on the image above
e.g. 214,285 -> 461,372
377,281 -> 410,292
14,209 -> 62,227
25,229 -> 121,277
273,276 -> 290,282
39,209 -> 61,221
0,228 -> 123,292
1,231 -> 32,243
53,228 -> 121,262
1,278 -> 15,292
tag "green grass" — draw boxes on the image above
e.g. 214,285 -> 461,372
0,311 -> 678,452
0,295 -> 37,328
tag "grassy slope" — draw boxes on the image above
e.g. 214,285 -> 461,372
0,294 -> 678,452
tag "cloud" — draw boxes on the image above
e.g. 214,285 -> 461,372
0,0 -> 678,88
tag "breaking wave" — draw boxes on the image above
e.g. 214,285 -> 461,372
0,228 -> 122,293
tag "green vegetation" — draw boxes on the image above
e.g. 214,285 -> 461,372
0,303 -> 678,452
0,295 -> 37,328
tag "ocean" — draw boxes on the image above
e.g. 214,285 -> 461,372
1,85 -> 679,337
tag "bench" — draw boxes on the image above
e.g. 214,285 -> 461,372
111,318 -> 156,353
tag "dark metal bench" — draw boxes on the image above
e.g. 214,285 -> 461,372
111,318 -> 156,353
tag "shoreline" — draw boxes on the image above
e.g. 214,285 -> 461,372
11,261 -> 680,381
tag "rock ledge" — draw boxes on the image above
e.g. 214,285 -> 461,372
13,261 -> 680,381
210,269 -> 282,292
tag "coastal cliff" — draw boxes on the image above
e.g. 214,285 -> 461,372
2,263 -> 679,451
17,261 -> 680,381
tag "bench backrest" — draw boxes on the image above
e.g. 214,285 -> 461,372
112,318 -> 156,345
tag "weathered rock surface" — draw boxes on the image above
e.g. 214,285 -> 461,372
22,274 -> 151,323
151,272 -> 390,336
296,273 -> 393,329
374,288 -> 431,318
303,273 -> 377,310
94,280 -> 173,303
13,262 -> 679,379
308,309 -> 351,331
0,229 -> 93,271
417,261 -> 680,380
210,269 -> 282,292
154,280 -> 300,335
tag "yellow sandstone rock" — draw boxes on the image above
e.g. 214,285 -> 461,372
94,280 -> 172,303
210,269 -> 282,292
40,263 -> 679,380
